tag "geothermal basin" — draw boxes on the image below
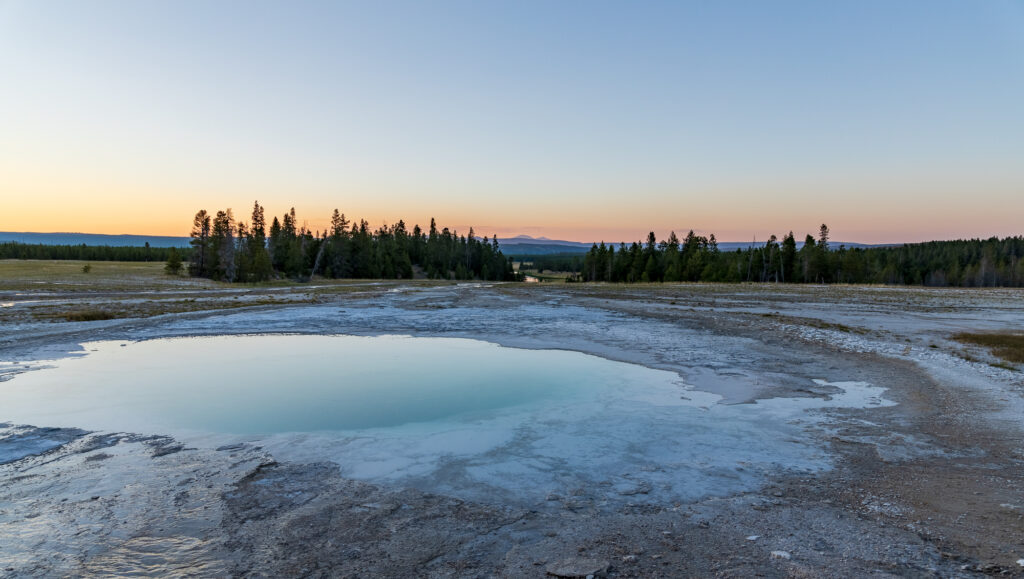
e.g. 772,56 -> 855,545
1,334 -> 892,509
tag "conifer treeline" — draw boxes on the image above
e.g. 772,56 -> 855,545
0,242 -> 183,262
186,202 -> 518,282
4,218 -> 1021,287
571,225 -> 1024,287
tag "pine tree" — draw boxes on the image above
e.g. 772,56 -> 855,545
164,247 -> 183,275
248,201 -> 273,282
801,234 -> 817,282
189,210 -> 211,277
330,209 -> 350,237
781,232 -> 797,283
211,209 -> 236,281
814,224 -> 831,282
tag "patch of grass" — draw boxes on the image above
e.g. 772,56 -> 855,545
62,309 -> 117,322
812,320 -> 866,334
519,269 -> 572,283
0,259 -> 215,293
754,312 -> 869,334
990,361 -> 1017,371
953,332 -> 1024,364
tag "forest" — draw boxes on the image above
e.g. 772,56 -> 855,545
3,218 -> 1023,287
565,225 -> 1024,287
0,242 -> 183,262
184,202 -> 519,282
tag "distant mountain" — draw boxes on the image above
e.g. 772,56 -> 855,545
500,244 -> 588,255
497,235 -> 585,246
0,231 -> 895,253
496,236 -> 592,255
505,234 -> 559,242
0,232 -> 191,247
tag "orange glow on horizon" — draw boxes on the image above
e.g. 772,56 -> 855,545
2,172 -> 1022,245
3,198 -> 1022,246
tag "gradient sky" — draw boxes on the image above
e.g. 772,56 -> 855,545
2,1 -> 1022,243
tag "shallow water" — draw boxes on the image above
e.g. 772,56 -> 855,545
0,334 -> 705,436
1,334 -> 895,507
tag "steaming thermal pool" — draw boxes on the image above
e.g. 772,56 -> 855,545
2,334 -> 895,507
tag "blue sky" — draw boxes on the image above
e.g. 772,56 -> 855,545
1,0 -> 1022,242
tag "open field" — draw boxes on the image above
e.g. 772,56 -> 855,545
0,260 -> 191,291
2,263 -> 1024,577
0,260 -> 458,325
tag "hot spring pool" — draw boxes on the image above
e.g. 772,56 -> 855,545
1,334 -> 894,507
0,334 -> 712,435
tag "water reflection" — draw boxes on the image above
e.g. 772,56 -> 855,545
0,334 -> 696,436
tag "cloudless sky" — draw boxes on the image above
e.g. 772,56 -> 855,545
2,0 -> 1022,242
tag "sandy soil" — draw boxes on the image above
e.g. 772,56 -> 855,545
2,280 -> 1023,577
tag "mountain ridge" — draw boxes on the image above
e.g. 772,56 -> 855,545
0,231 -> 897,254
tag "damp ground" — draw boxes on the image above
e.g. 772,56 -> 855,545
2,277 -> 1023,577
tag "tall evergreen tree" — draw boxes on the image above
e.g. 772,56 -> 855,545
248,201 -> 273,281
210,209 -> 236,281
781,232 -> 797,283
189,210 -> 211,277
801,234 -> 817,282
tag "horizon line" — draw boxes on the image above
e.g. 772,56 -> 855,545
3,229 -> 1020,247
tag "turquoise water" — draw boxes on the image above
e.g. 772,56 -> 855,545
1,334 -> 896,506
0,335 -> 683,436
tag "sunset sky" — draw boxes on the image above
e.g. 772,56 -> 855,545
2,1 -> 1022,243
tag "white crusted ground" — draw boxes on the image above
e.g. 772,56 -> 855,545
1,283 -> 1022,576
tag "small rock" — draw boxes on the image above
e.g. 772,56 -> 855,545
773,491 -> 784,497
770,551 -> 791,560
1017,558 -> 1024,567
545,558 -> 610,578
621,555 -> 637,563
616,481 -> 652,496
